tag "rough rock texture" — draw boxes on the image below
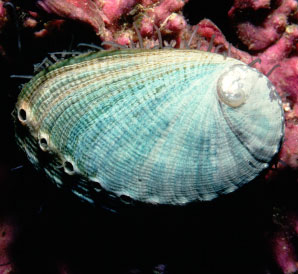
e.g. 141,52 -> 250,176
1,0 -> 298,273
36,0 -> 188,47
229,0 -> 297,51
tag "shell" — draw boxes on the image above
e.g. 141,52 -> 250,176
14,49 -> 284,206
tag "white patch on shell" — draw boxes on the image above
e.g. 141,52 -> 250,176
217,64 -> 263,108
146,196 -> 160,204
178,197 -> 190,204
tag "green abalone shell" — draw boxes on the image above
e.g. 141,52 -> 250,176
14,49 -> 284,205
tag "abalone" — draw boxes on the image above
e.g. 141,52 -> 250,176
14,49 -> 284,205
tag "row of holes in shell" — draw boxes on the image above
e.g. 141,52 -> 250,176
18,108 -> 134,205
18,107 -> 76,176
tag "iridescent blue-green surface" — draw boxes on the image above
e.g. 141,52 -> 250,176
15,49 -> 284,205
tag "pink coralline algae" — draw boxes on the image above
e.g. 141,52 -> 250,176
229,0 -> 298,51
36,0 -> 188,46
37,0 -> 105,36
271,232 -> 298,274
270,210 -> 298,274
0,216 -> 18,273
0,1 -> 7,31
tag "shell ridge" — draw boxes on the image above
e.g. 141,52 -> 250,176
48,60 -> 200,154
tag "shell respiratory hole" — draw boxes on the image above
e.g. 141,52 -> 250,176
18,108 -> 26,122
